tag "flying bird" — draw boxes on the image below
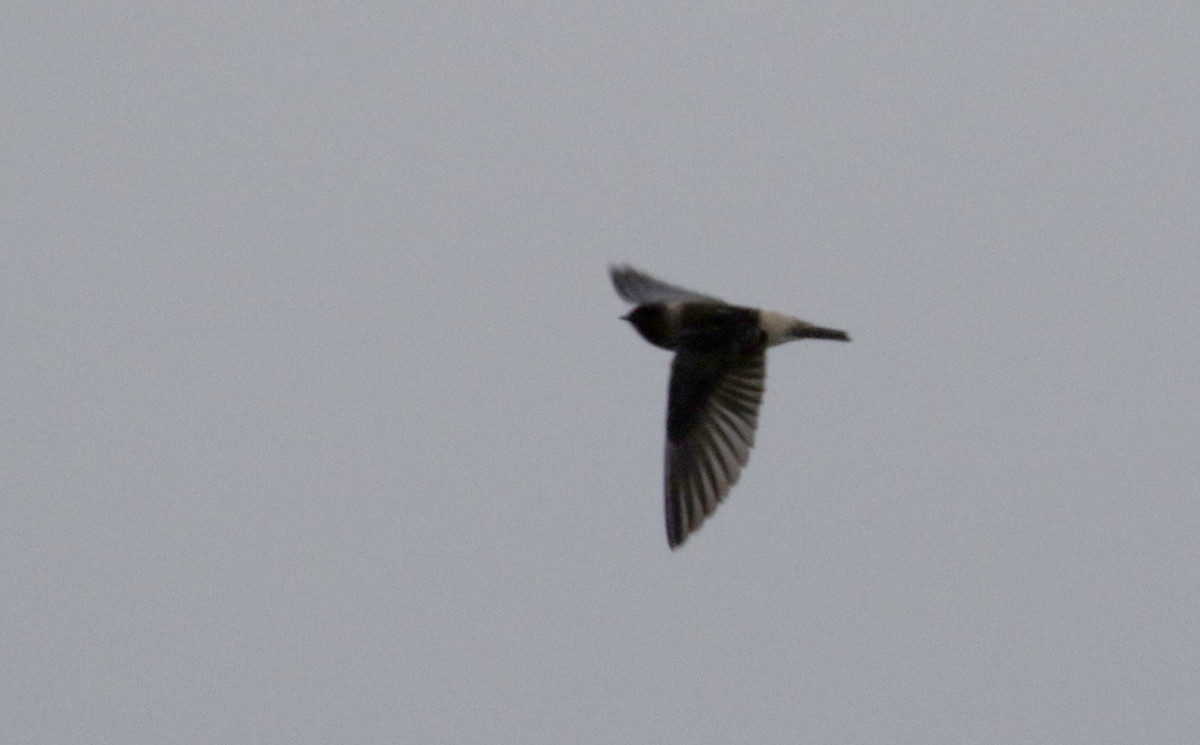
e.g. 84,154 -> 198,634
611,264 -> 849,549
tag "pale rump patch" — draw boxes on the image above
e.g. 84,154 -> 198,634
758,310 -> 803,346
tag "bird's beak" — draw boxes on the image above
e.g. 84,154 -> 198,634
620,312 -> 633,322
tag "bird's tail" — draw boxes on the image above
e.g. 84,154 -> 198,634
793,323 -> 850,342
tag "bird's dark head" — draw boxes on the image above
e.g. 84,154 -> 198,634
622,304 -> 678,350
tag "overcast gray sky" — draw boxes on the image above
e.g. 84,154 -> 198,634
5,4 -> 1200,743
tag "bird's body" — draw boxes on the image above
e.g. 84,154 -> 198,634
611,264 -> 849,549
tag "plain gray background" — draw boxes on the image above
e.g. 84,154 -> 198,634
5,4 -> 1199,743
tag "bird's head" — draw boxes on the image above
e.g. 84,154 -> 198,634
621,304 -> 677,350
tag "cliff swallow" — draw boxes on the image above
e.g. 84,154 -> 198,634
611,264 -> 849,548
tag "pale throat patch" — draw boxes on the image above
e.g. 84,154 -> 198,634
658,302 -> 687,346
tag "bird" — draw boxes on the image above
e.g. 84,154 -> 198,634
611,264 -> 849,549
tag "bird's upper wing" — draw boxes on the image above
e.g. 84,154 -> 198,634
663,347 -> 765,548
610,264 -> 724,305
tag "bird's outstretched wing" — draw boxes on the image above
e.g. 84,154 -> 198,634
610,264 -> 724,305
663,348 -> 765,548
